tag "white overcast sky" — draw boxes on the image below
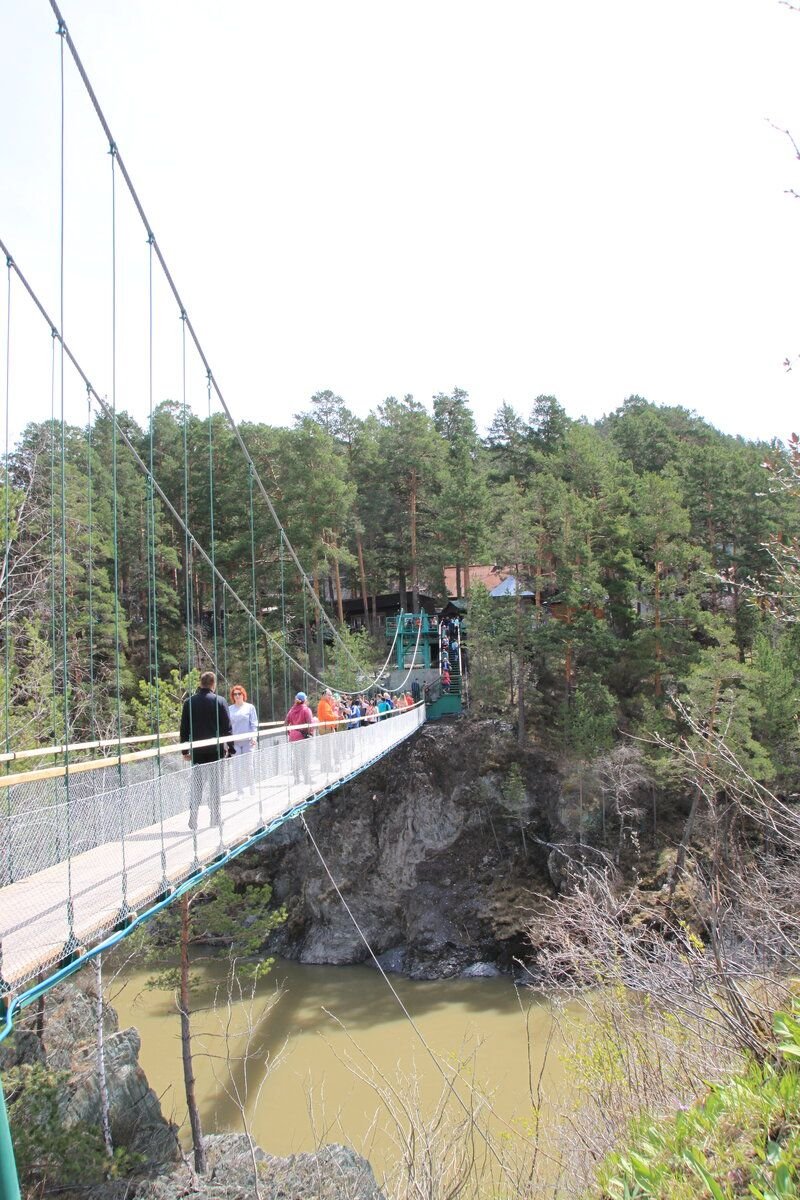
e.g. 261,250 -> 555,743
1,0 -> 799,448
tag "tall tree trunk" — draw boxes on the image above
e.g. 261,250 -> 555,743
654,559 -> 663,696
669,785 -> 701,901
332,553 -> 344,625
410,469 -> 419,614
516,588 -> 526,746
578,770 -> 584,845
669,678 -> 721,900
455,562 -> 462,599
356,535 -> 370,629
463,555 -> 471,595
180,895 -> 206,1174
564,607 -> 573,696
535,532 -> 545,608
94,957 -> 113,1158
307,634 -> 319,679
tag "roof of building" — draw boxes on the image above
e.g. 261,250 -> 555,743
341,592 -> 437,616
489,576 -> 535,598
440,597 -> 469,617
443,564 -> 507,597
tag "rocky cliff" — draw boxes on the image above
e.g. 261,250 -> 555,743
0,975 -> 180,1173
231,717 -> 563,979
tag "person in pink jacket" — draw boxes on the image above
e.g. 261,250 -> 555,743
286,692 -> 313,740
286,692 -> 314,784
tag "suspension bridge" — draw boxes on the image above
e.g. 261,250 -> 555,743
0,5 -> 440,1193
0,704 -> 425,997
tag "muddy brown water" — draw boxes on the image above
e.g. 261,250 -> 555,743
111,958 -> 572,1172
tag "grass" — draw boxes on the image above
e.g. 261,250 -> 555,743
591,1005 -> 800,1200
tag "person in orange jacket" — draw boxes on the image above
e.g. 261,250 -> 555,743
316,689 -> 337,773
317,689 -> 337,733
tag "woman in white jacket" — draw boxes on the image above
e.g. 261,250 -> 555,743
229,684 -> 259,796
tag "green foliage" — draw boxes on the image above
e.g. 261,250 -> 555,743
499,762 -> 525,816
775,1006 -> 800,1061
592,1003 -> 800,1200
749,631 -> 800,776
559,681 -> 617,759
465,582 -> 511,709
678,636 -> 776,786
127,667 -> 199,737
5,1062 -> 138,1188
4,388 -> 796,763
320,626 -> 379,695
143,869 -> 287,985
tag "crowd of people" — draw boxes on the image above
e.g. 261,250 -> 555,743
439,615 -> 464,692
285,687 -> 417,740
178,614 -> 466,828
179,672 -> 421,826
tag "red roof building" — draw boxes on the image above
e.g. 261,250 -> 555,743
443,564 -> 507,598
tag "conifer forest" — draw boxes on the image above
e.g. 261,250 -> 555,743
3,388 -> 798,770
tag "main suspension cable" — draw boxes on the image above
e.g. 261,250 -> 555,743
109,148 -> 124,773
0,236 -> 350,691
3,256 -> 12,877
85,387 -> 96,741
46,0 -> 364,682
0,236 -> 398,699
4,260 -> 11,768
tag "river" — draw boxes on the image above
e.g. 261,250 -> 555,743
111,957 -> 570,1174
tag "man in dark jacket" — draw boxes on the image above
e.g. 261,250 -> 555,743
180,671 -> 233,830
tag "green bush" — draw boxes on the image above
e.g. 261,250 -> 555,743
5,1062 -> 114,1191
592,1004 -> 800,1199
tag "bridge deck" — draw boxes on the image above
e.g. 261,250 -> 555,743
0,706 -> 424,994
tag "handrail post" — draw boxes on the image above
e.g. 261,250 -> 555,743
0,1072 -> 20,1200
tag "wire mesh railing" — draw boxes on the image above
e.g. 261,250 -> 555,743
0,704 -> 425,993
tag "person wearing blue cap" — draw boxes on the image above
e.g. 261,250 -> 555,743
286,691 -> 313,784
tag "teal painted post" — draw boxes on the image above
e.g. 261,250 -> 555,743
0,1072 -> 20,1200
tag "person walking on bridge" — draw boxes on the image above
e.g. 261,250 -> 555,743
180,671 -> 233,831
286,692 -> 314,784
229,684 -> 258,796
316,689 -> 337,774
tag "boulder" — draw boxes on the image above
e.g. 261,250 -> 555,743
133,1135 -> 384,1200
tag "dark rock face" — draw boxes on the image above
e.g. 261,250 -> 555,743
65,1024 -> 181,1169
135,1135 -> 384,1200
232,718 -> 561,979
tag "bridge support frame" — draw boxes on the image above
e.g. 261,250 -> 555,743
0,1073 -> 20,1200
